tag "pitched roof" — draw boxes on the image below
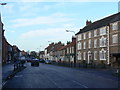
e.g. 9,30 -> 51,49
58,46 -> 66,51
66,40 -> 76,48
58,40 -> 76,51
76,12 -> 120,35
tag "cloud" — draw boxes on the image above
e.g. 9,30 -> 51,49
2,3 -> 15,13
10,30 -> 15,33
1,0 -> 119,2
20,28 -> 68,39
51,13 -> 67,17
12,14 -> 74,27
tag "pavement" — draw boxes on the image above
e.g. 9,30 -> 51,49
2,63 -> 14,82
2,62 -> 119,88
2,61 -> 26,87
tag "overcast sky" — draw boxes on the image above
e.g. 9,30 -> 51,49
0,1 -> 119,52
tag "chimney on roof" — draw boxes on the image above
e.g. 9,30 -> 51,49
58,41 -> 61,44
72,36 -> 76,42
67,41 -> 70,45
86,20 -> 92,26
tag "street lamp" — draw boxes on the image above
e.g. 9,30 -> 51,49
66,30 -> 75,34
0,3 -> 7,5
66,29 -> 76,67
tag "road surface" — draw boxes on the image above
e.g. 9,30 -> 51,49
2,62 -> 119,88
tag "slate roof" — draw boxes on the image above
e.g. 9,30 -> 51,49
58,46 -> 66,51
76,12 -> 120,35
58,40 -> 76,51
65,41 -> 76,48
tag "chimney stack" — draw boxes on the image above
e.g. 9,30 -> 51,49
72,36 -> 76,42
86,20 -> 92,26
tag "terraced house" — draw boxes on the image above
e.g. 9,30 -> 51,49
76,12 -> 120,67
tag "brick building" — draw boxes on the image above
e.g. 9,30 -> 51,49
75,12 -> 120,67
44,42 -> 64,61
64,37 -> 76,63
1,20 -> 13,64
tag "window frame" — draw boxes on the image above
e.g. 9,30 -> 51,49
88,39 -> 91,48
112,34 -> 118,44
100,27 -> 107,35
94,39 -> 97,48
100,36 -> 107,47
112,22 -> 118,30
99,49 -> 106,60
94,51 -> 97,60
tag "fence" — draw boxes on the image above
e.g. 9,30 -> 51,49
51,61 -> 111,69
13,60 -> 26,71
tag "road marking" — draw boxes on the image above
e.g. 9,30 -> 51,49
45,75 -> 59,88
14,75 -> 23,77
2,81 -> 7,87
72,80 -> 88,88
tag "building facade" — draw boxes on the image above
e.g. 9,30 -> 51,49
0,15 -> 3,64
65,37 -> 76,63
76,12 -> 120,67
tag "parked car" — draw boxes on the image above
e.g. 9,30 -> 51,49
45,60 -> 51,64
31,58 -> 39,66
39,59 -> 45,63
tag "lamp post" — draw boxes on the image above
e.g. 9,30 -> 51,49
0,3 -> 7,5
66,29 -> 76,67
66,30 -> 75,34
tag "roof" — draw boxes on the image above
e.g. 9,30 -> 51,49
58,40 -> 76,51
58,46 -> 66,51
76,12 -> 120,35
66,40 -> 76,48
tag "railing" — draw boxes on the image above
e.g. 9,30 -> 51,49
51,61 -> 110,69
13,60 -> 26,71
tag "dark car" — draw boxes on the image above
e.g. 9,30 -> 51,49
39,59 -> 45,63
31,59 -> 39,66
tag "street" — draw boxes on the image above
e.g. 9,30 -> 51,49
2,62 -> 119,88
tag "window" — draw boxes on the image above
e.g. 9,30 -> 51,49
78,34 -> 82,41
99,49 -> 106,60
94,30 -> 97,37
77,42 -> 82,50
94,51 -> 97,60
83,52 -> 86,60
112,34 -> 118,43
100,27 -> 106,35
78,51 -> 81,60
100,36 -> 107,47
88,39 -> 91,48
84,33 -> 86,39
89,32 -> 91,38
72,47 -> 74,53
83,42 -> 86,49
67,48 -> 69,54
112,22 -> 118,30
94,39 -> 97,48
70,47 -> 72,53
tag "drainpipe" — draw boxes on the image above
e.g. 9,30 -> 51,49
107,25 -> 110,65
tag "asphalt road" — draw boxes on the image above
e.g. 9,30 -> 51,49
2,62 -> 119,88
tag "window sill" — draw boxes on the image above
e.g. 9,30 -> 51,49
100,59 -> 106,60
100,46 -> 107,47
